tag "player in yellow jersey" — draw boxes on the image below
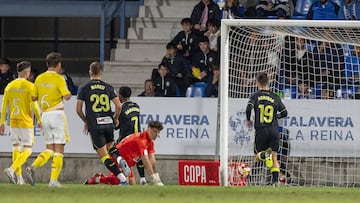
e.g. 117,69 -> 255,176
26,52 -> 72,188
0,61 -> 42,184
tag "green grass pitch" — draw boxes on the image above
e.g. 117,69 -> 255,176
1,183 -> 360,203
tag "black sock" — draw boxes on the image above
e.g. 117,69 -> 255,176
137,160 -> 145,178
104,158 -> 121,176
272,171 -> 279,183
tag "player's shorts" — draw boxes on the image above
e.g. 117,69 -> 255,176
42,110 -> 70,144
89,127 -> 114,150
10,128 -> 34,146
254,125 -> 280,154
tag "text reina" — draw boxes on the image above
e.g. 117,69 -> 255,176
284,116 -> 354,127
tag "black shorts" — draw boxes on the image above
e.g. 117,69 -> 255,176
89,127 -> 115,150
254,125 -> 280,154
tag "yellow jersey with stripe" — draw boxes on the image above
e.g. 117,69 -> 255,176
32,71 -> 71,112
1,78 -> 36,128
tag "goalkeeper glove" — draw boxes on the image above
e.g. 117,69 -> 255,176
151,173 -> 164,186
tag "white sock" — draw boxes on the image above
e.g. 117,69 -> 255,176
117,173 -> 127,182
116,156 -> 123,164
140,177 -> 147,183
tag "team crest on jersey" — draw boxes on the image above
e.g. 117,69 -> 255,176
209,57 -> 213,63
229,110 -> 253,145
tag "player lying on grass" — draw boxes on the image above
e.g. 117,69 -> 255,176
84,121 -> 164,186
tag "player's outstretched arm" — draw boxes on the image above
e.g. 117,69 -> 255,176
141,154 -> 164,186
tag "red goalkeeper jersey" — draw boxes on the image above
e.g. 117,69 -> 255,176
116,130 -> 155,167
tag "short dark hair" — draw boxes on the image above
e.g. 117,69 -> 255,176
181,18 -> 192,25
166,42 -> 177,50
148,120 -> 163,131
256,72 -> 269,86
0,58 -> 10,65
144,79 -> 153,85
207,18 -> 220,28
89,61 -> 103,75
17,61 -> 31,72
46,52 -> 61,68
158,62 -> 169,69
119,86 -> 132,98
199,36 -> 209,43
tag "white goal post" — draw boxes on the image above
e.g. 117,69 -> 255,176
219,19 -> 360,187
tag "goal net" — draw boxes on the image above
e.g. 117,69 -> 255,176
219,19 -> 360,187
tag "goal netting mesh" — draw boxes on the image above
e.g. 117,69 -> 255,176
219,19 -> 360,187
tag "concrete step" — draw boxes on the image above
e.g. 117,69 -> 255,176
113,39 -> 168,62
103,61 -> 156,96
129,17 -> 182,30
138,6 -> 193,18
144,0 -> 199,7
116,39 -> 168,49
127,27 -> 181,40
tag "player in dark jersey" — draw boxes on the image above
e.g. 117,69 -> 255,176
246,72 -> 288,186
76,61 -> 130,185
116,86 -> 147,185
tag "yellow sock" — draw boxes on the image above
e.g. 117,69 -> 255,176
270,167 -> 280,173
50,153 -> 63,182
12,146 -> 21,176
32,149 -> 54,168
101,154 -> 110,163
11,147 -> 32,173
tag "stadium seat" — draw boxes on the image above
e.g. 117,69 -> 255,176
345,56 -> 360,84
292,0 -> 313,18
282,85 -> 297,99
186,82 -> 208,97
340,85 -> 358,99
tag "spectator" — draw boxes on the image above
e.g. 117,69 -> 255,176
345,45 -> 360,84
170,18 -> 202,62
312,36 -> 345,92
59,66 -> 77,95
338,0 -> 360,20
191,36 -> 219,83
0,58 -> 17,94
284,37 -> 315,86
223,0 -> 246,19
320,83 -> 334,99
243,0 -> 261,18
256,0 -> 291,19
297,81 -> 315,99
161,43 -> 191,96
306,0 -> 341,20
295,37 -> 315,87
153,63 -> 177,97
205,64 -> 220,97
204,18 -> 221,53
191,0 -> 221,32
138,79 -> 155,97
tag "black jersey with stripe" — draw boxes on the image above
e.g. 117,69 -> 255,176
118,100 -> 141,140
246,90 -> 287,128
77,79 -> 117,131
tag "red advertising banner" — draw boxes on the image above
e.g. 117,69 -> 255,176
178,160 -> 220,186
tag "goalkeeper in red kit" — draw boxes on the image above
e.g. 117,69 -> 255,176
84,121 -> 165,186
